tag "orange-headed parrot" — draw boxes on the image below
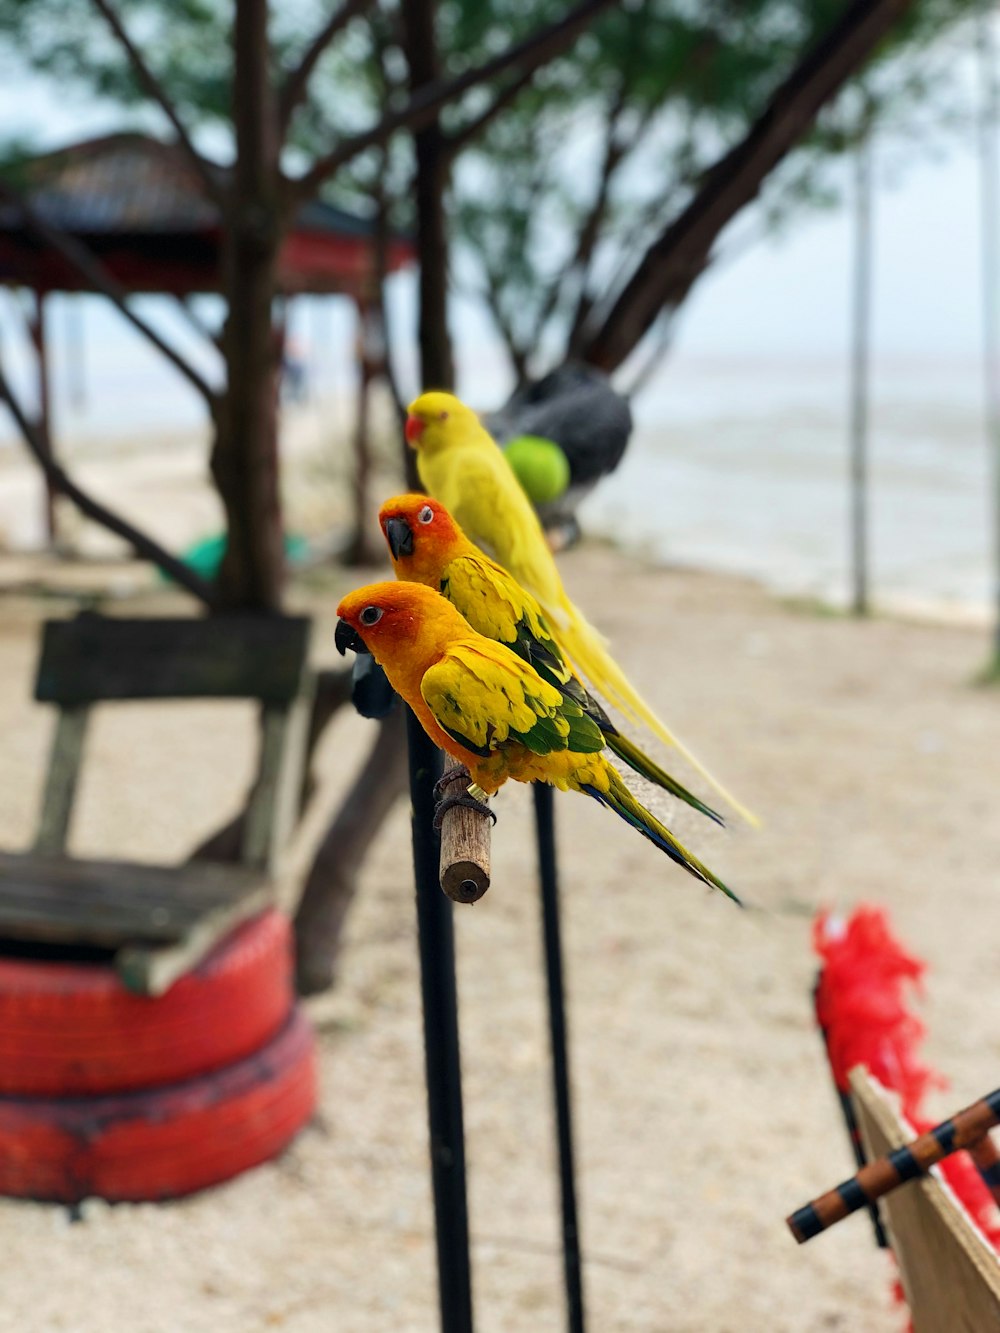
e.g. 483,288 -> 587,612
335,580 -> 738,903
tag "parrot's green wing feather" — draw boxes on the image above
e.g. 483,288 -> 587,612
420,642 -> 604,760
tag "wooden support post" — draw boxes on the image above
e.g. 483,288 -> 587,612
28,290 -> 56,545
977,5 -> 1000,664
849,126 -> 873,618
344,296 -> 387,565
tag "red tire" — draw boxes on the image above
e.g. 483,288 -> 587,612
0,910 -> 292,1096
0,1008 -> 316,1203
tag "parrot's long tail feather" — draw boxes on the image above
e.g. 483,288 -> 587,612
553,596 -> 760,829
603,731 -> 725,827
580,770 -> 741,905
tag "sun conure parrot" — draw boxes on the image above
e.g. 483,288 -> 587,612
378,492 -> 723,827
404,390 -> 757,827
335,580 -> 739,902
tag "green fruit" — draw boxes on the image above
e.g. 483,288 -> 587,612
503,435 -> 571,505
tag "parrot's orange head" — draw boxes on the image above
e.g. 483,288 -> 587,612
336,580 -> 460,661
405,391 -> 479,452
378,493 -> 464,579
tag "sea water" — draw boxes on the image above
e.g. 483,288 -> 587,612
580,352 -> 997,625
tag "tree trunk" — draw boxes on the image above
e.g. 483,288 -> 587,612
403,0 -> 454,391
211,0 -> 285,611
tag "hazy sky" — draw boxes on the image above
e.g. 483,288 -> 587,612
0,28 -> 994,431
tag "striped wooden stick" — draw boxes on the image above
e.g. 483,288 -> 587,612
788,1087 -> 1000,1243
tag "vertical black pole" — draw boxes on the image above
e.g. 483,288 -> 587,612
533,783 -> 585,1333
849,125 -> 873,618
813,978 -> 887,1249
977,4 -> 1000,665
407,709 -> 474,1333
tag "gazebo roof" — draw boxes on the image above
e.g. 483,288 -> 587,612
0,132 -> 413,298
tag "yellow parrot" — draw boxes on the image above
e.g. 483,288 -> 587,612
404,390 -> 757,826
378,491 -> 723,826
335,580 -> 738,902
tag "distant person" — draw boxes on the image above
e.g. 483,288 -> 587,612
486,363 -> 632,550
282,335 -> 309,403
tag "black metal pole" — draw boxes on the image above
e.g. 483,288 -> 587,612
533,782 -> 585,1333
407,709 -> 474,1333
813,978 -> 888,1249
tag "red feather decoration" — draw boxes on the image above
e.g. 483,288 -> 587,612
813,905 -> 1000,1280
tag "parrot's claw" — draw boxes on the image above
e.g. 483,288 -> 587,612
432,790 -> 497,831
433,766 -> 470,802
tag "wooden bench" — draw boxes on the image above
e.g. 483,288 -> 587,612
850,1067 -> 1000,1332
0,613 -> 312,995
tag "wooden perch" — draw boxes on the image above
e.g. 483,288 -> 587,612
436,765 -> 491,904
787,1083 -> 1000,1244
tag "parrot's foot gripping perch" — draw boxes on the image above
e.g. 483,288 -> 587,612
432,767 -> 497,831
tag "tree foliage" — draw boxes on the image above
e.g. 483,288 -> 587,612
445,0 -> 981,380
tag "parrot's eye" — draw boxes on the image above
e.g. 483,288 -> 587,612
439,410 -> 449,421
359,606 -> 383,627
418,505 -> 434,525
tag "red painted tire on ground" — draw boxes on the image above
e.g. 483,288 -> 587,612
0,910 -> 293,1096
0,1008 -> 316,1203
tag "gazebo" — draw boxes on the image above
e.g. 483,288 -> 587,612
0,132 -> 415,538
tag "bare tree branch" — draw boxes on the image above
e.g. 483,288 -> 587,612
278,0 -> 372,135
173,294 -> 224,350
581,0 -> 919,371
532,89 -> 636,352
481,262 -> 530,382
88,0 -> 222,203
0,353 -> 219,608
0,181 -> 218,406
289,0 -> 617,203
444,61 -> 541,157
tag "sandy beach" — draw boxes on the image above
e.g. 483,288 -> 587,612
1,528 -> 999,1330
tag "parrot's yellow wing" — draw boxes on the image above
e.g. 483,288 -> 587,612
420,643 -> 605,759
442,553 -> 582,701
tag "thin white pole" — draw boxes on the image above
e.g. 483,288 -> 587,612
849,127 -> 873,617
976,4 -> 1000,661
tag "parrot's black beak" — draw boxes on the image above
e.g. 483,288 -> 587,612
335,619 -> 370,656
384,516 -> 414,560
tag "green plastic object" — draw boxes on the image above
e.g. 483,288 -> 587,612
164,532 -> 309,583
503,434 -> 571,505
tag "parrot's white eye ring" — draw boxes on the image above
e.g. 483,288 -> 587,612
418,505 -> 434,525
360,606 -> 383,627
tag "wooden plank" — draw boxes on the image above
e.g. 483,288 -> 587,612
33,705 -> 89,854
116,887 -> 273,997
0,853 -> 268,947
850,1067 -> 1000,1333
35,615 -> 311,705
0,852 -> 267,902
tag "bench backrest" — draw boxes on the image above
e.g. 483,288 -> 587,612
33,614 -> 313,871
